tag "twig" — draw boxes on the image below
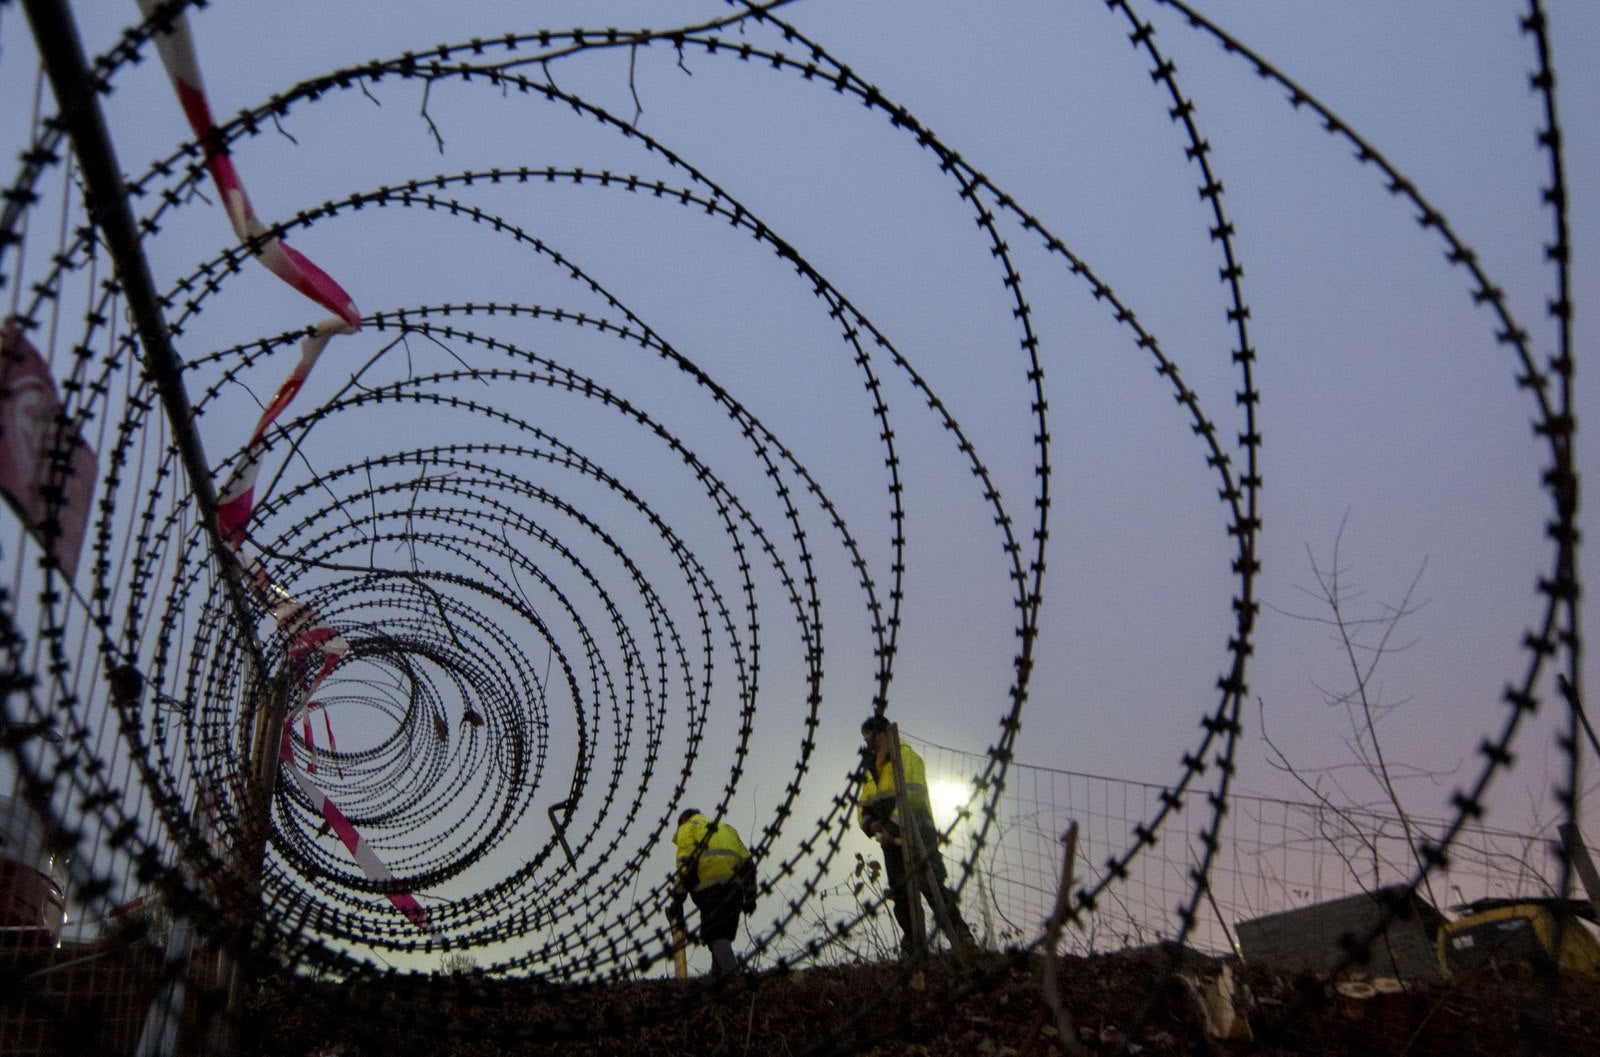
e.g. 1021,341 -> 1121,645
628,42 -> 644,125
414,326 -> 489,384
1261,512 -> 1439,906
419,78 -> 445,154
270,112 -> 298,145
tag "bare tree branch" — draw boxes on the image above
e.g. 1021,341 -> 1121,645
1260,512 -> 1438,904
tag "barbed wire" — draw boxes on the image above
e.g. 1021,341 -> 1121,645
0,0 -> 1584,1053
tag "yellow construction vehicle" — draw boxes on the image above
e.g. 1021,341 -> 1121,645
1438,897 -> 1600,979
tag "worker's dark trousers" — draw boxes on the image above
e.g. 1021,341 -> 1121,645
691,881 -> 744,976
883,813 -> 972,952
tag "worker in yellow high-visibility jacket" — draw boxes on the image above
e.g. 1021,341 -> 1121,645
672,808 -> 754,977
858,715 -> 974,955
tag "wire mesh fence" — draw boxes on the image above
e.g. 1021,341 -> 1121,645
910,735 -> 1570,960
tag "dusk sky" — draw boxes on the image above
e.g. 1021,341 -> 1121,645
4,1 -> 1596,972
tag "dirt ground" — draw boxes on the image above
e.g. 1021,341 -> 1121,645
243,947 -> 1600,1057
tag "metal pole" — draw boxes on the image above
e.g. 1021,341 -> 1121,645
18,0 -> 272,713
23,0 -> 236,583
22,4 -> 277,1050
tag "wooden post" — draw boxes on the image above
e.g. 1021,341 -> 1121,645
1037,823 -> 1089,1057
185,663 -> 285,1056
887,724 -> 927,961
1558,823 -> 1600,925
671,921 -> 689,980
888,728 -> 969,952
900,791 -> 966,951
668,881 -> 690,980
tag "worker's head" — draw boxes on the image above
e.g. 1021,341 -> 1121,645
860,714 -> 891,754
677,808 -> 700,827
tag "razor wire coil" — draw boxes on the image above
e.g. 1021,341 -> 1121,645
0,0 -> 1585,1052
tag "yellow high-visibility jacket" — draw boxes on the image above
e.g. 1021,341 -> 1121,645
674,813 -> 750,891
858,738 -> 932,832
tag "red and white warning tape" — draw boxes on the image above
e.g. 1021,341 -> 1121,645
135,1 -> 360,328
138,1 -> 432,933
215,318 -> 355,546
